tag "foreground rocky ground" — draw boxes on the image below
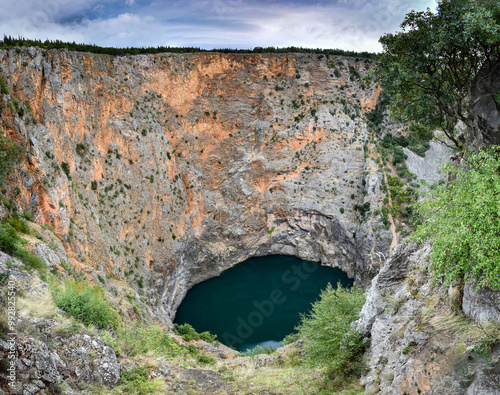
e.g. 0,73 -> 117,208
1,233 -> 499,394
0,250 -> 365,395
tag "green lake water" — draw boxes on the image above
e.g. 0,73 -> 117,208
174,255 -> 353,353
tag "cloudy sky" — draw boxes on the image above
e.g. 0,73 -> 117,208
1,0 -> 436,52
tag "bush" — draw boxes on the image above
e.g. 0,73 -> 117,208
14,247 -> 46,272
414,147 -> 500,290
119,366 -> 165,395
118,324 -> 184,357
60,162 -> 71,180
75,143 -> 87,156
246,345 -> 276,357
0,270 -> 10,286
0,135 -> 22,186
296,282 -> 365,379
52,279 -> 119,329
196,354 -> 216,365
199,331 -> 217,343
23,212 -> 35,222
174,322 -> 200,342
101,330 -> 122,356
0,222 -> 18,255
354,202 -> 371,218
282,332 -> 301,345
6,216 -> 29,233
0,78 -> 9,94
0,222 -> 46,273
392,146 -> 408,165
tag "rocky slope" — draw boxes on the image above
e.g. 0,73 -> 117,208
0,47 -> 392,321
358,242 -> 500,395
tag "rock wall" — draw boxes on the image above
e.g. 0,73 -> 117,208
0,48 -> 392,321
358,243 -> 500,395
469,59 -> 500,151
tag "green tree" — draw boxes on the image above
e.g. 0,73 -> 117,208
414,147 -> 500,290
376,0 -> 500,151
0,134 -> 22,185
296,283 -> 365,379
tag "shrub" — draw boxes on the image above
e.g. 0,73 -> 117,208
90,180 -> 97,190
354,202 -> 371,218
119,366 -> 165,394
196,354 -> 216,365
118,324 -> 184,357
75,143 -> 87,156
174,322 -> 200,342
60,162 -> 71,180
296,282 -> 365,379
246,345 -> 276,357
0,222 -> 18,255
348,65 -> 360,81
392,146 -> 408,165
6,216 -> 29,234
0,135 -> 22,186
414,147 -> 500,290
23,212 -> 35,222
0,222 -> 46,273
282,332 -> 301,345
199,331 -> 217,343
0,78 -> 9,94
52,279 -> 119,329
14,247 -> 46,272
0,270 -> 10,286
101,330 -> 122,356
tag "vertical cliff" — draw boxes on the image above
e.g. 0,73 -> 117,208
0,47 -> 392,321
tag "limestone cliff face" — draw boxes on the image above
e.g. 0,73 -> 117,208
0,47 -> 392,320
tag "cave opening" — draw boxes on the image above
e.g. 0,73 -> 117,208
174,255 -> 353,353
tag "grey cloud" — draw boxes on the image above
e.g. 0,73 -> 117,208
0,0 -> 437,51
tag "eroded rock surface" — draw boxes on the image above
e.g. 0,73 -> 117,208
0,48 -> 392,321
359,243 -> 500,395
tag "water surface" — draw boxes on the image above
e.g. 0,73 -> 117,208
174,255 -> 353,352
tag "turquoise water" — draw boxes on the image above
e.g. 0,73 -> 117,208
174,255 -> 353,353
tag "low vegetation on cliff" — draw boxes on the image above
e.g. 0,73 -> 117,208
414,147 -> 500,290
0,132 -> 21,186
295,283 -> 366,381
